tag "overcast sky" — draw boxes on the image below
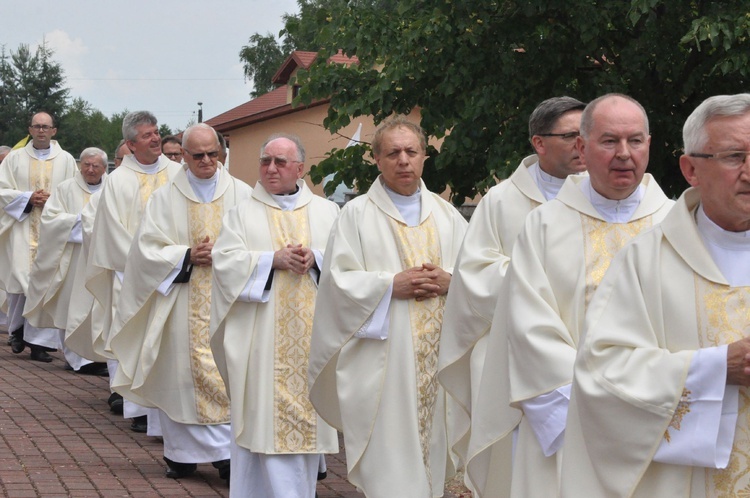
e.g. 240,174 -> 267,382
1,0 -> 300,132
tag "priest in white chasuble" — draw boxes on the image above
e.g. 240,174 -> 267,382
85,111 -> 181,425
110,123 -> 252,481
435,96 -> 586,496
490,94 -> 674,498
562,94 -> 750,497
309,116 -> 468,498
0,111 -> 77,361
210,133 -> 339,497
24,147 -> 107,372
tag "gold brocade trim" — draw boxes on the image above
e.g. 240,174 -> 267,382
694,276 -> 750,497
187,199 -> 230,424
136,168 -> 170,211
664,389 -> 691,443
28,158 -> 53,267
581,215 -> 651,308
389,215 -> 444,492
269,206 -> 319,452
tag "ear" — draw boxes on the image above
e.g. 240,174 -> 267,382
530,135 -> 545,156
575,135 -> 585,159
679,155 -> 700,187
296,162 -> 305,179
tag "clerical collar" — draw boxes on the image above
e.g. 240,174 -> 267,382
134,156 -> 160,174
580,177 -> 644,223
270,184 -> 302,211
187,167 -> 220,203
87,182 -> 103,193
33,146 -> 52,160
696,204 -> 750,287
383,180 -> 421,227
529,161 -> 566,201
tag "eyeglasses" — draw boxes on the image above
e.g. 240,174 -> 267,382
184,150 -> 219,161
164,152 -> 182,158
538,131 -> 579,142
30,124 -> 54,131
689,150 -> 750,169
259,156 -> 300,167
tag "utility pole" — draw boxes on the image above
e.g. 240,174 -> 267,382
197,102 -> 203,123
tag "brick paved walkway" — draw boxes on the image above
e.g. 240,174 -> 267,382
0,344 -> 468,497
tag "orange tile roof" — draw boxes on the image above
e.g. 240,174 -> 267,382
205,50 -> 358,132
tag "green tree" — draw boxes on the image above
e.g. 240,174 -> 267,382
239,0 -> 337,98
297,0 -> 750,204
0,42 -> 69,146
159,123 -> 173,138
239,33 -> 287,98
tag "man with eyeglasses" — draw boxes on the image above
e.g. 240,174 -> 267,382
161,135 -> 184,164
108,123 -> 251,482
484,94 -> 674,497
0,111 -> 76,362
211,133 -> 339,496
435,96 -> 585,494
86,110 -> 182,432
113,139 -> 131,169
561,93 -> 750,497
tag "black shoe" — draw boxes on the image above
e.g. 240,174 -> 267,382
64,362 -> 74,371
163,457 -> 196,479
108,392 -> 124,414
29,348 -> 53,363
317,470 -> 327,481
212,459 -> 230,481
9,327 -> 24,354
130,415 -> 148,433
78,362 -> 109,376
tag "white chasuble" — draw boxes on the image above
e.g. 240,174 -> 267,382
560,188 -> 750,498
188,200 -> 230,424
0,141 -> 76,294
694,278 -> 750,496
211,180 -> 339,456
269,206 -> 319,452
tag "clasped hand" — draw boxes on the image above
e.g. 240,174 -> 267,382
392,263 -> 451,301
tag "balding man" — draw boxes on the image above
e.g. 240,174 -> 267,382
110,124 -> 252,481
210,133 -> 339,496
0,112 -> 76,362
562,93 -> 750,497
486,94 -> 674,497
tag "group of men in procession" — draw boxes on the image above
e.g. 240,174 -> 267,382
0,90 -> 748,498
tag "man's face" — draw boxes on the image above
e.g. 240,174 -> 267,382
259,138 -> 304,195
29,113 -> 57,149
533,110 -> 584,179
114,143 -> 131,168
680,112 -> 750,232
162,142 -> 183,163
375,126 -> 426,196
184,129 -> 220,180
126,123 -> 161,165
577,97 -> 650,200
80,155 -> 107,185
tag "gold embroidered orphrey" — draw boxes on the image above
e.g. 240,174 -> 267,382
389,214 -> 445,492
695,276 -> 750,497
581,215 -> 652,308
269,205 -> 320,452
28,158 -> 53,269
188,199 -> 231,424
136,169 -> 170,212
